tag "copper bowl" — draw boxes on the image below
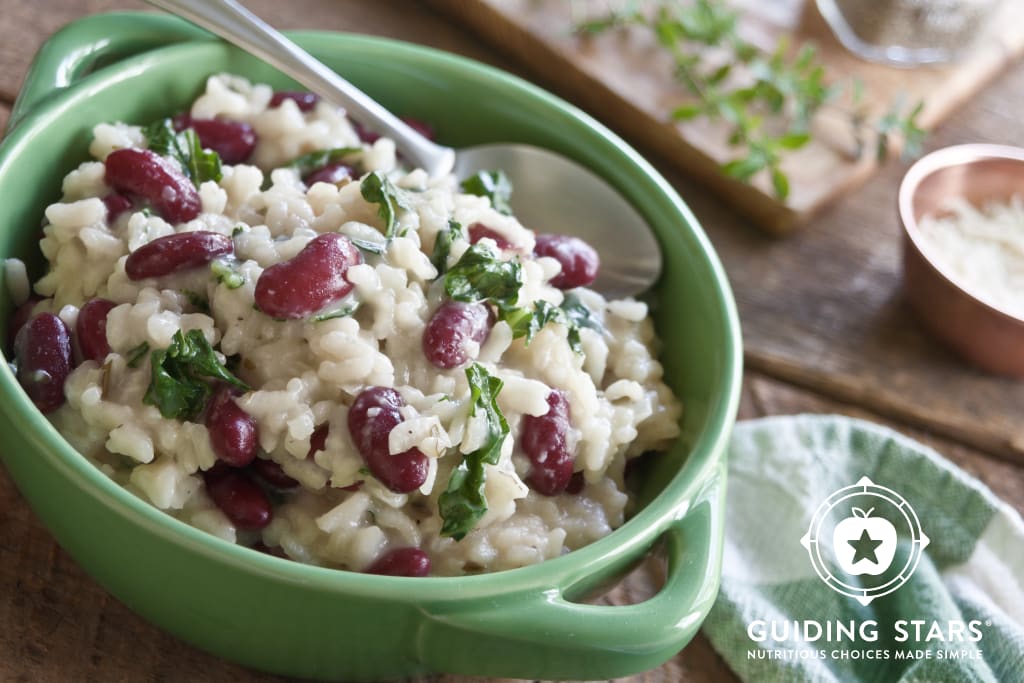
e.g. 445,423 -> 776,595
898,144 -> 1024,376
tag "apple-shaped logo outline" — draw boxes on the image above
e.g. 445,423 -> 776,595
831,506 -> 898,576
800,476 -> 930,605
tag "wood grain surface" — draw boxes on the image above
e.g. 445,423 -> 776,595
1,1 -> 1023,682
430,0 -> 1024,233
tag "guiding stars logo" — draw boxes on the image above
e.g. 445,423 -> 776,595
801,477 -> 930,605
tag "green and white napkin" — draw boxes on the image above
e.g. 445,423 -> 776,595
704,415 -> 1024,682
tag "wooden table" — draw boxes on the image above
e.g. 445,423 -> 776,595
1,1 -> 1022,681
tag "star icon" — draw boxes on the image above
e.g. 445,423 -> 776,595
848,529 -> 884,564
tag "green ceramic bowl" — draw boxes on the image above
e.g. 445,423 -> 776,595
0,12 -> 741,680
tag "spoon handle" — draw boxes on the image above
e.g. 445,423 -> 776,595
146,0 -> 455,177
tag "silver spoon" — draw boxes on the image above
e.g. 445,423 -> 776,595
146,0 -> 661,297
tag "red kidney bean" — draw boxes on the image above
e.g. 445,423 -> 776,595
105,148 -> 201,224
102,192 -> 134,221
14,313 -> 72,413
366,547 -> 431,577
352,116 -> 433,145
125,231 -> 233,281
307,423 -> 328,458
76,298 -> 117,363
422,301 -> 492,369
7,296 -> 41,352
269,91 -> 319,112
352,119 -> 379,144
205,386 -> 257,467
468,222 -> 514,250
173,115 -> 257,165
304,163 -> 355,186
347,387 -> 428,493
203,466 -> 272,530
300,424 -> 362,489
401,117 -> 435,141
250,458 -> 299,489
533,234 -> 600,289
565,471 -> 585,495
522,390 -> 575,496
254,233 -> 361,319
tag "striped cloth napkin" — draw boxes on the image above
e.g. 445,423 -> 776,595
703,415 -> 1024,682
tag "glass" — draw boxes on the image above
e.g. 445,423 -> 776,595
816,0 -> 1003,66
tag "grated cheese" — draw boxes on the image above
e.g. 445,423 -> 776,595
917,195 -> 1024,318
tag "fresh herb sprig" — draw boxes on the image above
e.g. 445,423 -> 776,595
460,170 -> 514,214
431,220 -> 463,275
577,0 -> 926,199
144,119 -> 223,188
361,171 -> 412,239
439,363 -> 509,539
142,329 -> 249,421
443,243 -> 601,353
286,147 -> 360,177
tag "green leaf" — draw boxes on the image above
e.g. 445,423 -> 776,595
286,147 -> 361,178
560,293 -> 602,354
349,238 -> 386,255
211,259 -> 245,289
310,302 -> 359,322
560,293 -> 601,331
183,290 -> 210,313
770,167 -> 791,200
183,129 -> 223,185
721,155 -> 765,182
144,118 -> 223,188
143,329 -> 249,421
776,132 -> 811,150
431,220 -> 463,275
439,364 -> 509,539
125,342 -> 150,369
360,171 -> 412,239
444,243 -> 522,309
501,293 -> 602,354
707,63 -> 732,86
672,104 -> 704,121
460,170 -> 513,215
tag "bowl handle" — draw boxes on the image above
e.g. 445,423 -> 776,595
8,12 -> 209,132
417,462 -> 726,679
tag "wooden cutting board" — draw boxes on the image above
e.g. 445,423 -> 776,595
428,0 -> 1024,233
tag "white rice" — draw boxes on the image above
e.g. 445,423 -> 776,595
30,74 -> 682,575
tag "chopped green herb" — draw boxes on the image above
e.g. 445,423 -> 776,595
444,243 -> 522,309
144,118 -> 223,187
211,259 -> 245,289
560,293 -> 601,332
232,224 -> 246,237
183,290 -> 210,313
460,170 -> 513,215
502,294 -> 602,354
310,302 -> 359,322
125,342 -> 150,369
286,147 -> 361,178
431,220 -> 463,275
503,300 -> 559,344
358,466 -> 372,477
143,329 -> 249,421
349,238 -> 386,255
439,364 -> 509,539
360,171 -> 412,239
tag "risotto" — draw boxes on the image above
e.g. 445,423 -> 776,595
5,74 -> 682,576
